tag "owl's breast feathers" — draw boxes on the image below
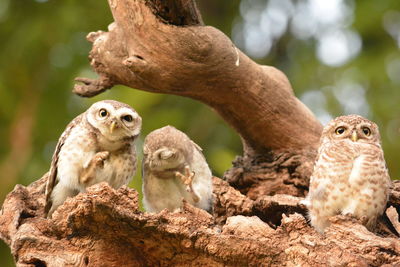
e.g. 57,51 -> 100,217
309,140 -> 390,209
317,140 -> 387,181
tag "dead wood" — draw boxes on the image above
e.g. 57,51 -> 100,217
73,0 -> 322,157
1,177 -> 400,266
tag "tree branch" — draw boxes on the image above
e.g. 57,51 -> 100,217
145,0 -> 204,26
1,178 -> 400,266
73,0 -> 322,157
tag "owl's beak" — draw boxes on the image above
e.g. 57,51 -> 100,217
351,131 -> 358,142
110,121 -> 117,133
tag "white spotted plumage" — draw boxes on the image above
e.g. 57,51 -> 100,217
44,100 -> 142,217
305,115 -> 391,233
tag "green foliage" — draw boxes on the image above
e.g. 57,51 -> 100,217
1,0 -> 399,265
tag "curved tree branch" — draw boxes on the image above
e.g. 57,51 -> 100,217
73,0 -> 322,157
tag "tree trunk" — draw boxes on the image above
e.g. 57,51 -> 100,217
1,0 -> 400,266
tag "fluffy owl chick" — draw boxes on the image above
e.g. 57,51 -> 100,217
142,126 -> 213,213
44,100 -> 142,217
305,115 -> 391,233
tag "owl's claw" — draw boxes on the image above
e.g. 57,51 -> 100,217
93,151 -> 110,168
80,151 -> 110,184
177,166 -> 195,187
175,166 -> 200,203
359,215 -> 370,226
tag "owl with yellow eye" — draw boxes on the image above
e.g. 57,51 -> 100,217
304,115 -> 391,233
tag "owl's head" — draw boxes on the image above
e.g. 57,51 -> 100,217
86,100 -> 142,142
322,114 -> 381,144
143,126 -> 193,173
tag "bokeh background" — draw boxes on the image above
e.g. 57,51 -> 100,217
1,0 -> 399,265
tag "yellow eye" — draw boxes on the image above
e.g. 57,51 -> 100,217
362,127 -> 371,136
335,127 -> 346,135
99,109 -> 108,117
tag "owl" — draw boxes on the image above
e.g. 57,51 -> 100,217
305,114 -> 391,233
44,100 -> 142,217
142,126 -> 213,213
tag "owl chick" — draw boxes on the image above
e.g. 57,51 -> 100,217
142,126 -> 213,213
44,100 -> 142,217
305,115 -> 391,233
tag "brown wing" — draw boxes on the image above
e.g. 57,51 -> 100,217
44,114 -> 83,216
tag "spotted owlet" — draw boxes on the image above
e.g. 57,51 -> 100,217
44,100 -> 142,217
142,126 -> 213,213
305,115 -> 391,233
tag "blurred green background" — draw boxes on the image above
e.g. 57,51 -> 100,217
1,0 -> 399,265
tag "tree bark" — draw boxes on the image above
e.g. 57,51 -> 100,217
2,0 -> 400,266
1,176 -> 400,266
73,0 -> 322,155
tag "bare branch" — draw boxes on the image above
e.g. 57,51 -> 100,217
74,0 -> 322,157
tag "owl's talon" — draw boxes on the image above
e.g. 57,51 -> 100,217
175,167 -> 200,203
360,215 -> 369,226
175,169 -> 195,188
80,151 -> 110,184
93,151 -> 110,168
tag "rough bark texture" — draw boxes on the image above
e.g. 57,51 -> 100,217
73,0 -> 322,156
2,0 -> 400,266
1,176 -> 400,266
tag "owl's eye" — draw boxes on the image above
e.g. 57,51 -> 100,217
335,127 -> 346,135
122,115 -> 133,122
99,109 -> 108,117
362,127 -> 371,136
